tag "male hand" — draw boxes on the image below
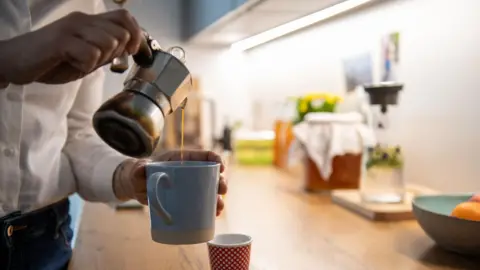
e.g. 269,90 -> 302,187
0,9 -> 143,85
113,150 -> 228,216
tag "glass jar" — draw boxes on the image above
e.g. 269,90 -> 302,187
360,145 -> 406,204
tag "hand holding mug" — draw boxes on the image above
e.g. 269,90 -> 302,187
113,150 -> 228,216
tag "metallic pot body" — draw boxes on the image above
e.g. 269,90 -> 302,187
93,31 -> 191,158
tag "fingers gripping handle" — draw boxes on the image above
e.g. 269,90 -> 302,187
110,53 -> 129,73
110,30 -> 157,73
132,31 -> 157,67
147,172 -> 173,225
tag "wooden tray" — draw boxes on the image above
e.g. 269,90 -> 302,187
331,185 -> 438,221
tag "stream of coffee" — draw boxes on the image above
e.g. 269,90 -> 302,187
180,108 -> 185,161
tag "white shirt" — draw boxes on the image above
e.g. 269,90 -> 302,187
0,0 -> 128,217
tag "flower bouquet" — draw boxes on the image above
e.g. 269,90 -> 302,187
293,93 -> 343,125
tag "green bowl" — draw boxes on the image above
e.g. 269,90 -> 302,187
412,194 -> 480,257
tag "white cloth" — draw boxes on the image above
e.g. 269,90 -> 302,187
0,0 -> 128,217
290,112 -> 376,180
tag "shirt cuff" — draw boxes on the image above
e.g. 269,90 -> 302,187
92,154 -> 129,203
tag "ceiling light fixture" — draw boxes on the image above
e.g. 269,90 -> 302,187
231,0 -> 374,52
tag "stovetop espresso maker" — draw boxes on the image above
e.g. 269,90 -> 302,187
92,30 -> 192,158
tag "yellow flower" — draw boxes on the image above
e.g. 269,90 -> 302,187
324,95 -> 336,104
301,92 -> 342,105
299,100 -> 308,113
304,93 -> 325,101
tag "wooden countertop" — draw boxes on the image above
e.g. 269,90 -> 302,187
69,167 -> 480,270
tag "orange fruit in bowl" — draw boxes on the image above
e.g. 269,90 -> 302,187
451,202 -> 480,221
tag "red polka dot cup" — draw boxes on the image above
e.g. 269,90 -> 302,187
207,233 -> 252,270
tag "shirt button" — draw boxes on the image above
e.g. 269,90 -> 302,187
6,92 -> 23,102
3,147 -> 15,157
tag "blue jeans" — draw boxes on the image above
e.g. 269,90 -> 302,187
0,199 -> 73,270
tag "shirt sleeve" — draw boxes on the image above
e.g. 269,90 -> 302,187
63,68 -> 129,202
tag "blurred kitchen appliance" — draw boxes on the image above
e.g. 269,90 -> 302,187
362,82 -> 405,203
364,82 -> 402,114
92,30 -> 192,158
235,130 -> 274,165
216,123 -> 233,153
273,98 -> 296,169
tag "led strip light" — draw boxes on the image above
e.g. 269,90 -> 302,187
231,0 -> 374,52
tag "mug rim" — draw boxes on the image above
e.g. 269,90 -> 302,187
207,233 -> 252,247
147,161 -> 220,168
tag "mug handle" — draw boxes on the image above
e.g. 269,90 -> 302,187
147,172 -> 173,225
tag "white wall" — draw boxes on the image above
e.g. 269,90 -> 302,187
243,0 -> 480,192
184,47 -> 251,145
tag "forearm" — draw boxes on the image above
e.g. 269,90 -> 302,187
64,135 -> 129,202
64,67 -> 132,202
